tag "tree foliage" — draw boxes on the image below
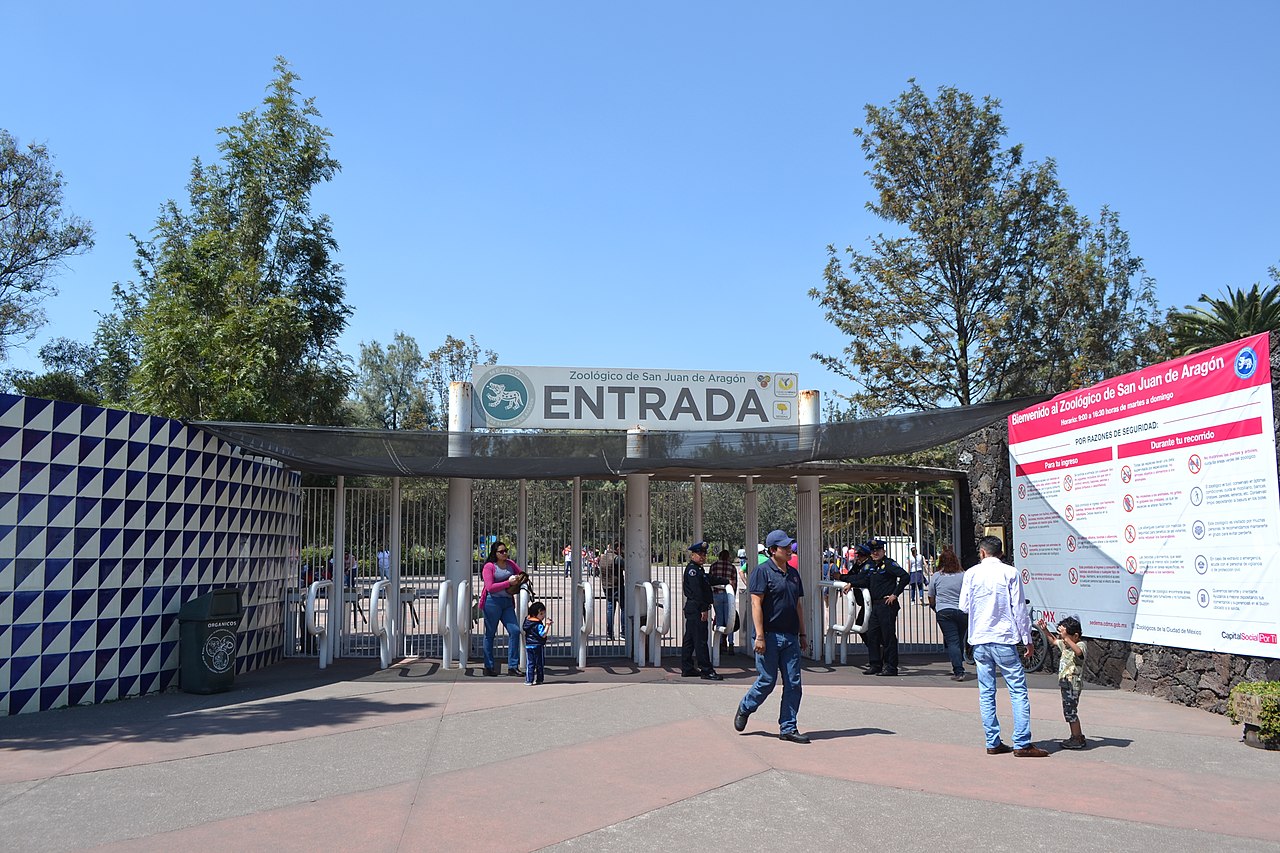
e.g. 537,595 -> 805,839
0,130 -> 94,360
353,331 -> 433,429
1170,270 -> 1280,355
811,82 -> 1165,414
425,334 -> 497,424
4,337 -> 103,405
103,58 -> 352,422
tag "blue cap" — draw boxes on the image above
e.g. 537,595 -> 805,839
688,540 -> 709,553
765,530 -> 794,550
867,539 -> 886,551
855,544 -> 872,556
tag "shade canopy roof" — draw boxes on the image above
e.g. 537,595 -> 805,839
193,396 -> 1036,482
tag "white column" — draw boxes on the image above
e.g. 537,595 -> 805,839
692,475 -> 703,543
798,390 -> 822,659
914,487 -> 922,554
741,475 -> 758,653
625,429 -> 651,662
446,381 -> 473,668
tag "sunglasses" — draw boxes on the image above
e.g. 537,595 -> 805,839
496,549 -> 508,554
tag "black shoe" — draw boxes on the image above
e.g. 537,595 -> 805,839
778,731 -> 811,744
483,667 -> 497,677
862,667 -> 882,675
876,669 -> 899,676
681,671 -> 700,677
535,678 -> 544,685
734,708 -> 751,732
508,668 -> 523,677
701,671 -> 724,681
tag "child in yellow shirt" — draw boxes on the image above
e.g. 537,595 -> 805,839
1037,615 -> 1087,750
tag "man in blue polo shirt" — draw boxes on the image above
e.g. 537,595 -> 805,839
734,529 -> 809,743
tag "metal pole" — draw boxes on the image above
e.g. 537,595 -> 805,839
390,476 -> 402,658
332,475 -> 345,663
517,479 -> 528,572
625,428 -> 651,663
446,381 -> 473,668
798,390 -> 822,659
571,475 -> 583,664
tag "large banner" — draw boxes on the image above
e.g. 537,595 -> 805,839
1009,333 -> 1280,658
470,365 -> 800,430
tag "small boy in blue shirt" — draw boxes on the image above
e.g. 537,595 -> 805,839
523,601 -> 551,685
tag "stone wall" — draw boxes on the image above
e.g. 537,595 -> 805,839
956,336 -> 1280,714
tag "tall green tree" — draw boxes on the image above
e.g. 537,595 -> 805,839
352,331 -> 433,429
811,82 -> 1164,413
1170,271 -> 1280,355
425,334 -> 497,424
4,337 -> 103,404
104,58 -> 352,422
0,130 -> 94,360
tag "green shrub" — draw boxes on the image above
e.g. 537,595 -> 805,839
1227,681 -> 1280,743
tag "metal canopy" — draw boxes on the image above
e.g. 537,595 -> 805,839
192,395 -> 1038,480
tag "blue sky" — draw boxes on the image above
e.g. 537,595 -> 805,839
3,2 -> 1278,405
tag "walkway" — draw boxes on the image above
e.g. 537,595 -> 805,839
0,656 -> 1274,852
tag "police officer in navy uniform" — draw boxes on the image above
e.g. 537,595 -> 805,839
681,541 -> 723,679
848,539 -> 909,675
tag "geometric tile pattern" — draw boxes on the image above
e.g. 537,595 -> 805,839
0,393 -> 301,716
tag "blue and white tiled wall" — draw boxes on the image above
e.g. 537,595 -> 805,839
0,394 -> 300,715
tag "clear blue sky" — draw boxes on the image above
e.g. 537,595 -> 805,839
4,2 -> 1278,403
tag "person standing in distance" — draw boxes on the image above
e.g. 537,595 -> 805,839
681,541 -> 723,680
734,529 -> 809,743
849,539 -> 909,676
959,535 -> 1049,757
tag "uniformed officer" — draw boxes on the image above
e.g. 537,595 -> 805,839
848,539 -> 909,675
681,540 -> 722,679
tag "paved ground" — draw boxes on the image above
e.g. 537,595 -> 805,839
0,654 -> 1275,852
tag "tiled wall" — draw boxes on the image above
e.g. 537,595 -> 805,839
0,395 -> 300,715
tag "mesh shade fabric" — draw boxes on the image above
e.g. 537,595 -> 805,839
193,395 -> 1041,478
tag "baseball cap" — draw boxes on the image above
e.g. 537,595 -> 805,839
688,540 -> 709,553
764,530 -> 794,550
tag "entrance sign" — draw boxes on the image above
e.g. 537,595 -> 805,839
1009,333 -> 1280,658
471,366 -> 800,431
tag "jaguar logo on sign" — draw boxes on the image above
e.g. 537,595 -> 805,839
477,368 -> 534,427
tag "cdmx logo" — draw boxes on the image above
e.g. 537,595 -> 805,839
1234,346 -> 1258,380
478,368 -> 533,426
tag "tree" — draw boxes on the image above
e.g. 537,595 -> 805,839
103,58 -> 352,422
4,337 -> 103,404
1170,271 -> 1280,355
0,130 -> 94,360
352,331 -> 433,429
811,82 -> 1164,414
425,334 -> 497,424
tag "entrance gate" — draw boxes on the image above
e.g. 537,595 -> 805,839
288,480 -> 953,661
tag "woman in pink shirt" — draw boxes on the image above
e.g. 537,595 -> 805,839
481,541 -> 527,676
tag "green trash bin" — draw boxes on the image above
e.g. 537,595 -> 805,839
178,588 -> 243,694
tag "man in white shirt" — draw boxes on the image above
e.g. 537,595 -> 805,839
958,535 -> 1049,757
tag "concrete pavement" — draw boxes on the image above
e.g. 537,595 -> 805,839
0,654 -> 1275,852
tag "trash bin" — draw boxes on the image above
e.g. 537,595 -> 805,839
178,588 -> 244,694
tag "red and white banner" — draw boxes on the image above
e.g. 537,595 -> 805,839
1009,333 -> 1280,658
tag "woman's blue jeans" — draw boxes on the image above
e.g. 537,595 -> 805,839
934,608 -> 967,675
483,595 -> 520,671
738,631 -> 803,734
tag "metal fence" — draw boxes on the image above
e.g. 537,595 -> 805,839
289,478 -> 953,661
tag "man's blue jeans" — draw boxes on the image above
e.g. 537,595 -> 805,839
738,631 -> 803,734
483,595 -> 520,671
973,642 -> 1031,749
